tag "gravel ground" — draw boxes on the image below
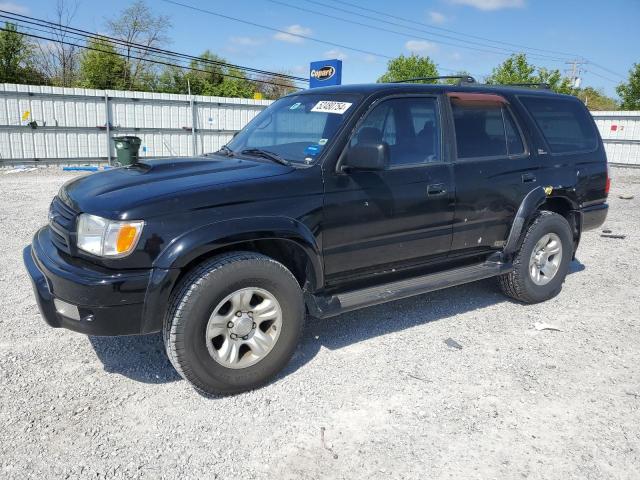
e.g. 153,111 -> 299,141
0,167 -> 639,480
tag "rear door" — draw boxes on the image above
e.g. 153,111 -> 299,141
448,92 -> 539,256
322,95 -> 455,282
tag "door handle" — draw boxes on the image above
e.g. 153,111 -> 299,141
427,183 -> 447,196
521,173 -> 537,183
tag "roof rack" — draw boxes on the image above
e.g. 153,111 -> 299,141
504,82 -> 551,90
393,75 -> 477,85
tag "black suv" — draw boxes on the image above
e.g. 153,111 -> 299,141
24,81 -> 609,395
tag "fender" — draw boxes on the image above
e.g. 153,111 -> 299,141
503,186 -> 547,257
153,216 -> 323,289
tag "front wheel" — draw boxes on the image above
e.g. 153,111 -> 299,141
163,252 -> 305,396
499,211 -> 573,303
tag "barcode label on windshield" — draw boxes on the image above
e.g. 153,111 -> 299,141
311,101 -> 353,114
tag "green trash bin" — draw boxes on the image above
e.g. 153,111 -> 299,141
113,136 -> 142,166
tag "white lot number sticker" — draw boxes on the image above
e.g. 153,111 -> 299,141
311,101 -> 353,114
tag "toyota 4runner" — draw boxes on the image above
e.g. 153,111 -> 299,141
24,80 -> 609,395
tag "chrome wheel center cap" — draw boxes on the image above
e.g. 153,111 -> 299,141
232,314 -> 253,338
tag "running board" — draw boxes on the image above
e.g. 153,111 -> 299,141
306,261 -> 512,318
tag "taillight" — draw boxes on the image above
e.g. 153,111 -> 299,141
605,165 -> 611,196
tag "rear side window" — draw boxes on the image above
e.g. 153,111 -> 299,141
520,96 -> 597,154
452,102 -> 525,158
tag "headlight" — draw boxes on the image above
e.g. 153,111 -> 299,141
77,214 -> 144,257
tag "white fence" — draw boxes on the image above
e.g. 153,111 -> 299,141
591,111 -> 640,167
0,83 -> 272,165
1,83 -> 639,167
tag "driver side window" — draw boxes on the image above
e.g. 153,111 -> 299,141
350,97 -> 440,167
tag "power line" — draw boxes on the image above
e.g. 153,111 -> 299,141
308,0 -> 626,81
297,0 -> 575,62
0,10 -> 308,84
0,26 -> 307,90
160,0 -> 394,60
265,0 -> 572,63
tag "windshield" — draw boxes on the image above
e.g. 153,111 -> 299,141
224,93 -> 361,164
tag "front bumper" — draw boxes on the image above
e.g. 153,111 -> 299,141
23,227 -> 177,336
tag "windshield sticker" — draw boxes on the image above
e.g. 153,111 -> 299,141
311,101 -> 352,115
318,138 -> 328,145
304,144 -> 322,156
289,102 -> 302,110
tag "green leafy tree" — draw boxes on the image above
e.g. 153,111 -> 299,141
78,38 -> 127,89
577,87 -> 618,111
157,51 -> 258,98
486,54 -> 573,94
616,63 -> 640,110
377,54 -> 438,83
0,22 -> 44,84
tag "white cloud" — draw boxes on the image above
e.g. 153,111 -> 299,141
449,0 -> 524,10
405,40 -> 438,54
363,54 -> 377,64
224,36 -> 264,57
451,52 -> 463,61
323,49 -> 348,61
229,36 -> 263,47
273,25 -> 312,44
0,2 -> 29,14
428,11 -> 447,24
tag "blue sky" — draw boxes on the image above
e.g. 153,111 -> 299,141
3,0 -> 638,96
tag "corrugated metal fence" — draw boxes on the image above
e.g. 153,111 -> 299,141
591,111 -> 640,167
1,83 -> 639,167
0,83 -> 271,165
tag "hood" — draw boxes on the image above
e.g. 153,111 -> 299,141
61,155 -> 293,218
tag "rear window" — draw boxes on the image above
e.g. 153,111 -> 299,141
519,96 -> 597,154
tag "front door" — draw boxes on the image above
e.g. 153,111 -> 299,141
322,95 -> 454,283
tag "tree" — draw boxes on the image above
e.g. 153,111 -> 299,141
107,0 -> 171,90
486,53 -> 573,94
254,72 -> 297,99
78,38 -> 127,90
577,87 -> 618,111
377,54 -> 438,83
157,51 -> 258,98
0,22 -> 44,84
617,63 -> 640,110
35,0 -> 80,86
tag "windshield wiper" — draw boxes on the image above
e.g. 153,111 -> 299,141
240,148 -> 291,166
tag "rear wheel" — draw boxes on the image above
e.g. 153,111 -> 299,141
499,211 -> 573,303
163,252 -> 305,396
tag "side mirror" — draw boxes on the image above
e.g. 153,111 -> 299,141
342,142 -> 389,171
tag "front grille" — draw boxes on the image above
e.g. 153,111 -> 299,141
49,196 -> 77,254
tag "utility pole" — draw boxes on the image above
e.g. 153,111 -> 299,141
565,59 -> 587,89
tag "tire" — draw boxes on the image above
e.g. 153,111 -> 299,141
499,211 -> 573,304
163,251 -> 305,396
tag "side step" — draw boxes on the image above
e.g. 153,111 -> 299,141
306,261 -> 512,318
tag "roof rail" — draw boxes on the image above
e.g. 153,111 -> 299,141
504,82 -> 551,90
393,75 -> 477,85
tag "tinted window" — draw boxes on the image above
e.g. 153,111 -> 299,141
453,103 -> 507,158
504,109 -> 525,155
452,103 -> 526,158
520,96 -> 597,153
351,97 -> 440,166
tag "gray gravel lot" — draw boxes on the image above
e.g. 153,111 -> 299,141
1,167 -> 639,479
